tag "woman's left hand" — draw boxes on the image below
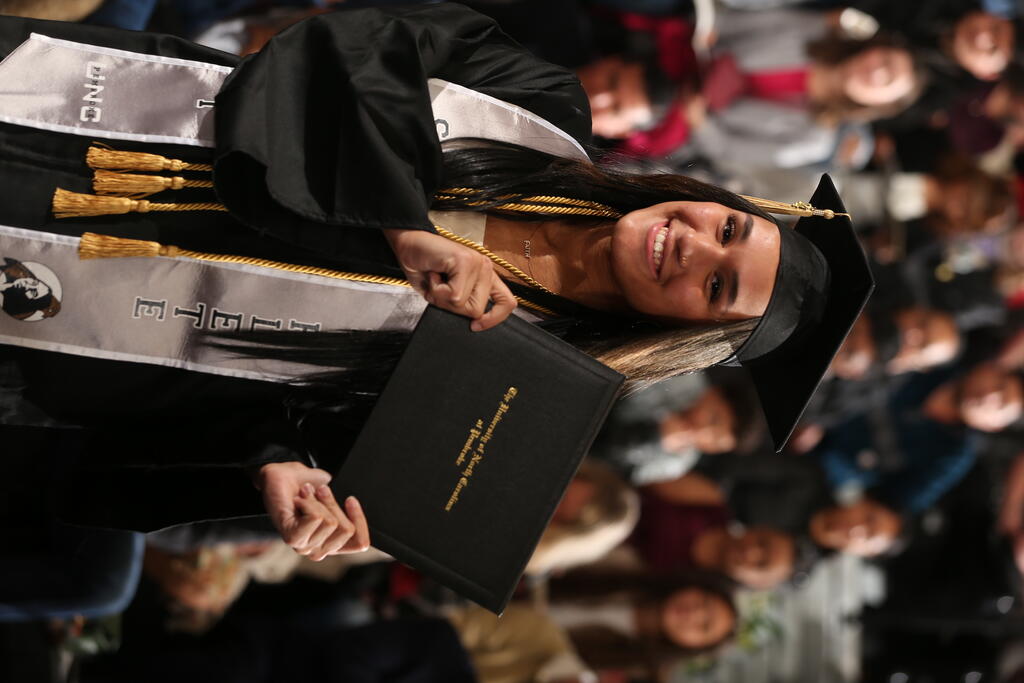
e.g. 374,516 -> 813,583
257,461 -> 371,561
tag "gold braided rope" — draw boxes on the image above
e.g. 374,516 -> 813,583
435,195 -> 621,218
93,169 -> 214,197
51,189 -> 226,219
432,225 -> 553,294
439,187 -> 622,216
77,233 -> 557,317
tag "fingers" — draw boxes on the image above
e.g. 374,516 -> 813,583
285,485 -> 371,561
425,255 -> 490,320
340,496 -> 371,553
471,274 -> 517,331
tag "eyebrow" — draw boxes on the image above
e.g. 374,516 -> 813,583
726,216 -> 752,308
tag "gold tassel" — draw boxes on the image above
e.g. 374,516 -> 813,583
86,145 -> 213,173
93,170 -> 214,197
52,188 -> 227,219
53,188 -> 141,218
741,195 -> 851,220
78,232 -> 164,259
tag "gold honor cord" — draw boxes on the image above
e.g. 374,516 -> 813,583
93,170 -> 214,198
76,233 -> 557,317
431,225 -> 553,294
52,189 -> 227,219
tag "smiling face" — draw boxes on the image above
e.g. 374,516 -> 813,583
810,499 -> 902,556
576,56 -> 654,139
720,527 -> 796,589
888,308 -> 960,374
958,363 -> 1024,432
841,46 -> 916,107
952,11 -> 1014,80
660,386 -> 738,454
660,587 -> 735,650
610,202 -> 781,323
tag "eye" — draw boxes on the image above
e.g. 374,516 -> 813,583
709,273 -> 723,304
721,216 -> 737,245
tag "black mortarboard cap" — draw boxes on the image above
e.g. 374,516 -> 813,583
730,175 -> 874,451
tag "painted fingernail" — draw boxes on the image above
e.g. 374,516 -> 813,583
316,485 -> 330,498
302,483 -> 314,497
470,321 -> 483,332
346,496 -> 360,508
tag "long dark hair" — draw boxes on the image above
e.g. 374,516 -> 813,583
214,143 -> 767,400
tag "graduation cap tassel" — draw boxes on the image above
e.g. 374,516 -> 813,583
86,145 -> 213,173
52,188 -> 227,219
93,170 -> 214,197
740,195 -> 851,220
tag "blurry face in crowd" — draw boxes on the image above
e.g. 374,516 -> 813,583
611,202 -> 780,323
888,308 -> 960,374
958,363 -> 1024,431
831,314 -> 875,380
576,56 -> 654,139
952,11 -> 1015,81
841,46 -> 916,107
659,386 -> 738,454
719,527 -> 796,589
809,498 -> 902,556
660,587 -> 735,650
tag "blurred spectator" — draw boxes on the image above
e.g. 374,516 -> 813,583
447,603 -> 592,683
575,52 -> 682,143
812,361 -> 1023,518
546,571 -> 738,675
627,474 -> 797,588
676,9 -> 925,173
590,374 -> 763,486
809,497 -> 904,557
830,306 -> 962,381
947,10 -> 1017,81
526,460 -> 640,576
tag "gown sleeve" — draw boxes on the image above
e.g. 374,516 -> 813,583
213,3 -> 591,258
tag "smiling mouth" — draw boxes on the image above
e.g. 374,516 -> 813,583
651,224 -> 669,278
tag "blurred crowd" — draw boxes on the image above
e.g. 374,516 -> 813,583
5,0 -> 1024,682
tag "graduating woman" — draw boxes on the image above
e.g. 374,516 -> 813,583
0,5 -> 871,562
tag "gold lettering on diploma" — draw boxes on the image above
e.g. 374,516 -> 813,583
444,386 -> 518,511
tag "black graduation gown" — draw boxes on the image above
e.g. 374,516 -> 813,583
0,5 -> 591,531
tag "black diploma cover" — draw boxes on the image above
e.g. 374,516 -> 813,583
332,307 -> 625,613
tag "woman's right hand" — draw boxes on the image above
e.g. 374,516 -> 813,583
384,228 -> 517,331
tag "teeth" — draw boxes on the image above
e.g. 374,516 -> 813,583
652,226 -> 668,272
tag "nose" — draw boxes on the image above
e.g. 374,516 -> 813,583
677,226 -> 722,274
